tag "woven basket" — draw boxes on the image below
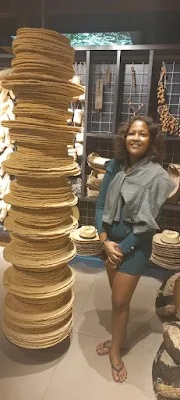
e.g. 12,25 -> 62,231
163,322 -> 180,365
156,273 -> 180,317
152,343 -> 180,399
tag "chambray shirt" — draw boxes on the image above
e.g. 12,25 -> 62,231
95,159 -> 175,255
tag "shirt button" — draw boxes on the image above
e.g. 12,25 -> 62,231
126,230 -> 130,235
131,246 -> 135,251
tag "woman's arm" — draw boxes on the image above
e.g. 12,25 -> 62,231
95,168 -> 113,235
96,162 -> 123,264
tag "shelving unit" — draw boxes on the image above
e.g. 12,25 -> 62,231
75,45 -> 180,231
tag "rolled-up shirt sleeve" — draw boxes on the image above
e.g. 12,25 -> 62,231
118,231 -> 153,255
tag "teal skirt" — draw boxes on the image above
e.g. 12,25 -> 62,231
103,212 -> 153,276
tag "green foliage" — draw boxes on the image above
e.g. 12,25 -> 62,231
64,32 -> 132,46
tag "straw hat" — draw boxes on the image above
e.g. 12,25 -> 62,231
71,241 -> 101,257
152,343 -> 180,399
2,313 -> 73,349
86,188 -> 99,198
14,92 -> 72,109
160,230 -> 180,245
167,164 -> 180,204
12,53 -> 74,80
72,226 -> 99,242
72,206 -> 80,222
4,265 -> 75,299
12,29 -> 74,61
4,179 -> 78,208
4,290 -> 74,331
0,68 -> 12,84
12,35 -> 74,55
2,118 -> 80,137
87,171 -> 104,190
3,71 -> 72,85
13,30 -> 71,48
12,62 -> 73,81
153,230 -> 180,247
151,231 -> 180,270
12,45 -> 74,65
7,205 -> 73,228
3,237 -> 76,271
87,153 -> 110,172
12,38 -> 74,58
71,227 -> 101,257
151,254 -> 180,269
16,27 -> 71,45
8,131 -> 75,149
79,226 -> 97,239
4,214 -> 78,239
2,78 -> 84,99
3,152 -> 80,178
13,103 -> 71,123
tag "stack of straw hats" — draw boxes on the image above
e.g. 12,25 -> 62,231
71,226 -> 102,256
86,153 -> 110,198
1,27 -> 84,349
151,230 -> 180,271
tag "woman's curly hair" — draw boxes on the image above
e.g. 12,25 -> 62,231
114,116 -> 164,166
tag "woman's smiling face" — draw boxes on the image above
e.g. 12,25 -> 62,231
126,120 -> 151,160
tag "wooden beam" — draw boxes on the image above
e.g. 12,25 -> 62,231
1,0 -> 180,19
47,0 -> 180,14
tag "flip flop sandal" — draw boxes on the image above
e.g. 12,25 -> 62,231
109,356 -> 125,382
96,340 -> 111,356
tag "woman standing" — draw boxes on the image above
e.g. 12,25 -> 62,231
95,116 -> 175,383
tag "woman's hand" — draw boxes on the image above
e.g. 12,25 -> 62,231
104,241 -> 124,264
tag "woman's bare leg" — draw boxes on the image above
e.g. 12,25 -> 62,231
96,262 -> 128,356
110,271 -> 141,382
